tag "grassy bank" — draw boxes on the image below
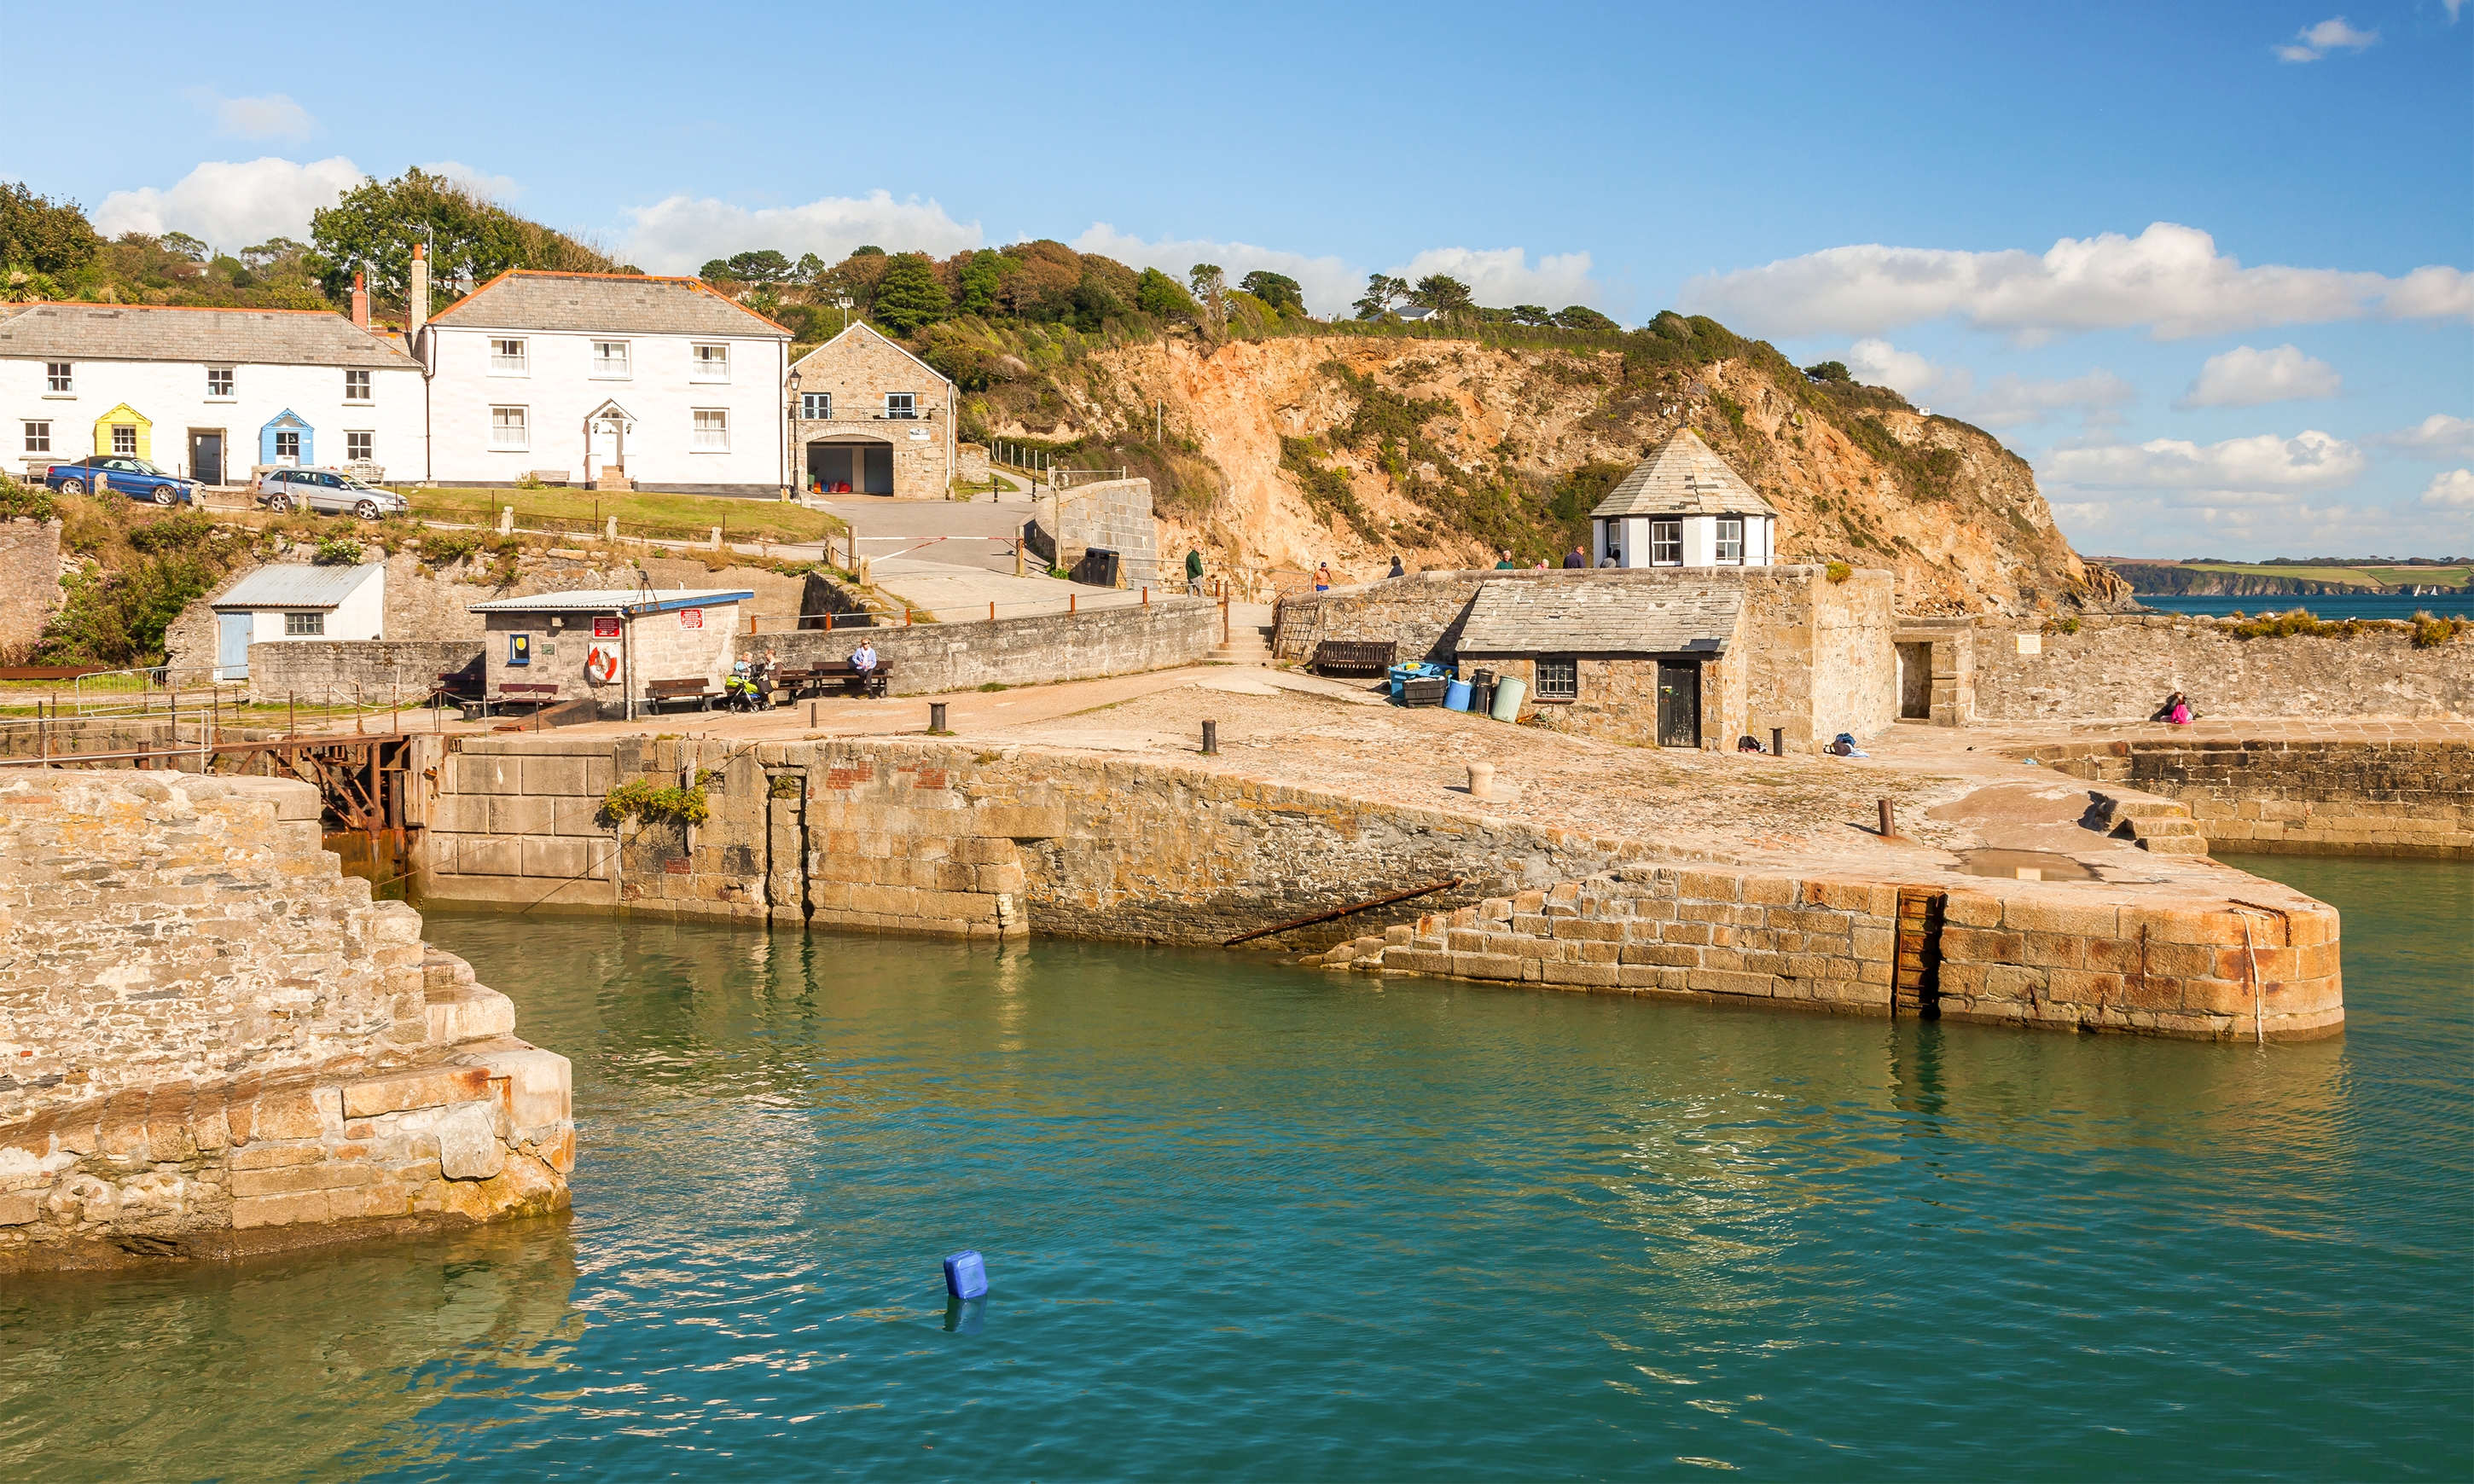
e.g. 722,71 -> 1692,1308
403,488 -> 845,546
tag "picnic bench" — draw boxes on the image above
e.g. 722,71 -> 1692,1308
490,681 -> 561,712
1310,640 -> 1397,676
781,661 -> 891,699
646,676 -> 718,712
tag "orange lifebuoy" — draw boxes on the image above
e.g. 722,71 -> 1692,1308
585,645 -> 621,685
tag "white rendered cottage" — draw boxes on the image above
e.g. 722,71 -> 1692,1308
0,302 -> 422,486
1588,429 -> 1779,569
420,272 -> 792,495
207,561 -> 386,680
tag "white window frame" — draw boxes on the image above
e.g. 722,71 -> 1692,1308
110,425 -> 138,456
692,408 -> 730,452
1714,517 -> 1744,565
591,340 -> 631,379
1535,657 -> 1579,701
44,362 -> 72,396
491,405 -> 530,452
345,431 -> 374,463
273,430 -> 301,463
490,338 -> 529,376
799,391 -> 832,420
344,368 -> 373,403
206,365 -> 235,398
690,344 -> 730,382
1650,519 -> 1682,566
23,420 -> 50,454
885,391 -> 917,420
283,611 -> 325,637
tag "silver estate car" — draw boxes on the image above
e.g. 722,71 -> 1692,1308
256,468 -> 409,519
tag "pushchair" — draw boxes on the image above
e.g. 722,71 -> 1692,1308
723,662 -> 764,714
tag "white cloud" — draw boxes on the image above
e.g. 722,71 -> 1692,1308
2375,414 -> 2474,461
1680,223 -> 2468,342
2422,469 -> 2474,507
2175,344 -> 2342,409
93,156 -> 363,252
1389,246 -> 1609,316
2276,16 -> 2378,61
187,90 -> 317,142
1842,338 -> 2136,429
1068,224 -> 1359,316
421,160 -> 522,202
618,189 -> 981,274
2041,429 -> 2367,502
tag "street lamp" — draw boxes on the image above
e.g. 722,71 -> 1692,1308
786,368 -> 803,501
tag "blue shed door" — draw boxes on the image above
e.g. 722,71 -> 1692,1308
218,613 -> 252,680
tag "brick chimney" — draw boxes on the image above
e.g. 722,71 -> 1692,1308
351,270 -> 369,328
407,242 -> 429,345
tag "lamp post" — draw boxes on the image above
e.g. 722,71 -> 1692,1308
786,368 -> 802,501
835,293 -> 851,334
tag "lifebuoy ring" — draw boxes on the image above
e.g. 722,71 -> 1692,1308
585,645 -> 621,685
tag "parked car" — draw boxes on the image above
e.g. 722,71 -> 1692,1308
256,467 -> 408,519
42,456 -> 200,506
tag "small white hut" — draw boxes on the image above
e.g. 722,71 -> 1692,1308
1589,430 -> 1779,570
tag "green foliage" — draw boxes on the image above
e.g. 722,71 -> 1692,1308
1280,438 -> 1380,542
1803,361 -> 1851,382
1240,270 -> 1304,313
0,472 -> 55,524
2410,612 -> 2471,648
311,167 -> 621,316
956,250 -> 1014,315
1353,273 -> 1408,320
39,513 -> 253,668
871,253 -> 951,333
1825,561 -> 1852,583
312,535 -> 366,565
1553,305 -> 1618,331
701,249 -> 793,284
1136,267 -> 1198,320
0,182 -> 101,277
1620,312 -> 1745,379
599,771 -> 717,828
125,512 -> 218,554
1409,275 -> 1473,317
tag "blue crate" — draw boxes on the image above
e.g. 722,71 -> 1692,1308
943,1249 -> 989,1301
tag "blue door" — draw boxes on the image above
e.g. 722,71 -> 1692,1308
218,612 -> 253,681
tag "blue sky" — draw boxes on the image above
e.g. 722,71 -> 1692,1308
7,1 -> 2467,558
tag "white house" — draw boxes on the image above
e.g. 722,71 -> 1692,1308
0,303 -> 424,486
208,562 -> 386,680
1588,429 -> 1780,570
420,272 -> 792,495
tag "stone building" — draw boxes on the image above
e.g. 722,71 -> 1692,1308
1455,580 -> 1738,748
207,561 -> 386,680
469,587 -> 752,718
1589,429 -> 1779,570
787,324 -> 955,499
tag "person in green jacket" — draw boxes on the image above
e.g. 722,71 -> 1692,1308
1494,548 -> 1518,570
1186,547 -> 1205,596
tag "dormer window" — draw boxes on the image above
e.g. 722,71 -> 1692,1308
1650,519 -> 1682,565
1715,518 -> 1744,564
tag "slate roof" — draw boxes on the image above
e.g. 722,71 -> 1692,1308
0,304 -> 418,369
467,588 -> 753,616
1590,429 -> 1778,519
431,272 -> 790,339
211,563 -> 385,611
1455,578 -> 1741,656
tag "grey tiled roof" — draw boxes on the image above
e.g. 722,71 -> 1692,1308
433,273 -> 790,339
0,304 -> 417,369
1590,429 -> 1777,518
1456,578 -> 1742,655
211,563 -> 385,611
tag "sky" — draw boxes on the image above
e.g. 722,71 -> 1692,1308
5,1 -> 2467,559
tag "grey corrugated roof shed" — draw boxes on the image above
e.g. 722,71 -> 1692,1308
1590,429 -> 1778,519
467,588 -> 753,614
0,304 -> 418,369
211,563 -> 384,611
432,272 -> 790,339
1456,579 -> 1741,655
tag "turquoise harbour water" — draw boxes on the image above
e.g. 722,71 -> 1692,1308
2131,592 -> 2474,620
1,858 -> 2467,1481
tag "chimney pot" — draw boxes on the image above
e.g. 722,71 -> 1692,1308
351,271 -> 369,329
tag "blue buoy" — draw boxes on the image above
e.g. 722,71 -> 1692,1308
943,1249 -> 989,1301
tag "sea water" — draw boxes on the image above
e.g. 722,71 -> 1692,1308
0,858 -> 2465,1481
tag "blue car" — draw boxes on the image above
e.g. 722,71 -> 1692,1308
44,456 -> 200,506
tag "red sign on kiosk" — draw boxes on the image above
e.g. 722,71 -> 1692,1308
677,608 -> 704,630
592,617 -> 620,638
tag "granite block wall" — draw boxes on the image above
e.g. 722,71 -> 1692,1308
0,516 -> 61,657
246,640 -> 485,706
2034,739 -> 2471,859
759,597 -> 1216,696
1969,615 -> 2471,722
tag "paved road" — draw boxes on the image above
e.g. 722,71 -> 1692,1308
818,496 -> 1034,577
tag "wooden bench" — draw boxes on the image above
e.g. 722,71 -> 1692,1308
490,681 -> 561,712
1310,640 -> 1397,676
646,677 -> 717,712
786,661 -> 891,699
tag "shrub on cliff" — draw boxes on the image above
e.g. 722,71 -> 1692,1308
0,470 -> 55,523
2409,611 -> 2471,648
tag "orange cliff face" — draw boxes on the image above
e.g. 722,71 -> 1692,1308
979,333 -> 2129,616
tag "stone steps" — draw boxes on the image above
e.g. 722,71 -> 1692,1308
2094,792 -> 2211,855
1210,623 -> 1276,666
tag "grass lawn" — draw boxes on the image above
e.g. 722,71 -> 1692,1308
404,487 -> 845,545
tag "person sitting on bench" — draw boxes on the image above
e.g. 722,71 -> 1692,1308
851,640 -> 877,675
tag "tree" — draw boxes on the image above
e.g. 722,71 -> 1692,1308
955,251 -> 1014,315
872,252 -> 950,333
725,249 -> 793,284
1188,263 -> 1227,330
311,167 -> 619,314
1352,273 -> 1407,320
1803,360 -> 1851,383
1136,267 -> 1197,320
1240,270 -> 1304,314
1509,304 -> 1554,327
851,245 -> 886,257
1554,304 -> 1619,332
159,231 -> 210,263
1408,274 -> 1472,317
794,252 -> 828,284
699,258 -> 732,281
0,183 -> 101,277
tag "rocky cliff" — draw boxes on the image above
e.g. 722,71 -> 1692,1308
974,321 -> 2128,616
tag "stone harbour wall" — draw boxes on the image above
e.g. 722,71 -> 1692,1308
0,516 -> 61,656
2033,738 -> 2472,859
759,597 -> 1217,697
1035,478 -> 1160,587
246,640 -> 485,706
0,770 -> 572,1267
1969,615 -> 2471,722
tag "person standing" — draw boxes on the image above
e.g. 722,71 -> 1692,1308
1387,555 -> 1405,579
1314,561 -> 1333,592
1563,545 -> 1588,569
1186,547 -> 1205,596
1495,548 -> 1518,570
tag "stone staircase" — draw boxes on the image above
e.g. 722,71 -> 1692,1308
2094,792 -> 2210,855
1210,613 -> 1277,666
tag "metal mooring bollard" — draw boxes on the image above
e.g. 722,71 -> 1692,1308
1201,720 -> 1218,755
1771,727 -> 1785,756
1879,798 -> 1897,838
808,700 -> 818,727
930,702 -> 948,733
